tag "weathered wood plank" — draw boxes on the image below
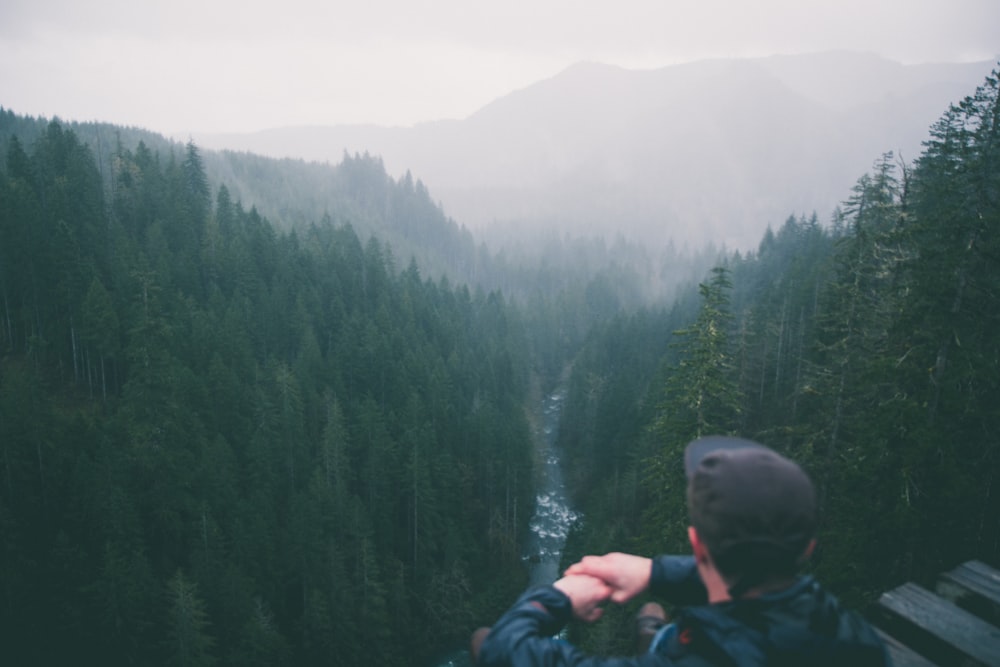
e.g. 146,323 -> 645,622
875,582 -> 1000,666
874,628 -> 940,667
937,561 -> 1000,627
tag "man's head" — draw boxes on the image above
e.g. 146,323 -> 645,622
684,436 -> 817,598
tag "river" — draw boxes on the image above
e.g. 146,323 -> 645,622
430,384 -> 579,666
522,386 -> 581,586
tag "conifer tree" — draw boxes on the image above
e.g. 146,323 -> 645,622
81,276 -> 120,399
885,68 -> 1000,577
657,266 -> 740,441
165,570 -> 216,667
641,266 -> 740,552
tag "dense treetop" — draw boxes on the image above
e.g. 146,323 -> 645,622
0,123 -> 534,665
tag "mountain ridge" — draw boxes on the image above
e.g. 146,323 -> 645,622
192,52 -> 997,250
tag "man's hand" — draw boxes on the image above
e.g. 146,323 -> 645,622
564,552 -> 653,604
553,574 -> 612,623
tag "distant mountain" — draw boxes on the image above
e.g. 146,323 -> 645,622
193,52 -> 997,250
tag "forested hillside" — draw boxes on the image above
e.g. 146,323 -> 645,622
557,68 -> 1000,655
0,125 -> 536,665
0,108 -> 483,289
1,108 -> 715,319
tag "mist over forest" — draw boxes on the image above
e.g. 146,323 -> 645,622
193,53 -> 996,250
0,53 -> 998,666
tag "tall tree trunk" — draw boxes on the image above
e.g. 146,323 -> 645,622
774,297 -> 787,397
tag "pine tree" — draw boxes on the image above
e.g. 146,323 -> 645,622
640,266 -> 741,552
886,68 -> 1000,576
656,266 -> 741,441
807,154 -> 905,498
800,155 -> 911,599
165,570 -> 216,667
80,276 -> 120,399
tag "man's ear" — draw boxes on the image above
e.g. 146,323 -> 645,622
688,526 -> 710,565
798,538 -> 817,564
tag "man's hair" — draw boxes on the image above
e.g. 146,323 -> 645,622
685,437 -> 817,596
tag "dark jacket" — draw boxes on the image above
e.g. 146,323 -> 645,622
477,556 -> 888,667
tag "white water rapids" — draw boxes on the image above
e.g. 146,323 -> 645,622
522,387 -> 581,586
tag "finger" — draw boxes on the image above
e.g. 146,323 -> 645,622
564,556 -> 600,577
566,565 -> 600,578
610,590 -> 632,604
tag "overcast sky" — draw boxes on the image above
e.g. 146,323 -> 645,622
2,0 -> 998,136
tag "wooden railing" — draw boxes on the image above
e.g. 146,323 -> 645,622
871,560 -> 1000,666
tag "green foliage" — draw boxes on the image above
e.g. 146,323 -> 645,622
166,570 -> 216,667
637,267 -> 741,556
0,122 -> 534,665
656,266 -> 741,442
882,69 -> 1000,581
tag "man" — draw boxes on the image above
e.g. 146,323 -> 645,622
472,436 -> 888,666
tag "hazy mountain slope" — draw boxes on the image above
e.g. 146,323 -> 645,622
0,110 -> 481,287
194,52 -> 996,250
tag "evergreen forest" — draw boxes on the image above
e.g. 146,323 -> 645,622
1,66 -> 998,665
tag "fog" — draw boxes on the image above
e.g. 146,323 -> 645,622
193,54 -> 996,251
2,0 -> 997,134
3,1 -> 998,250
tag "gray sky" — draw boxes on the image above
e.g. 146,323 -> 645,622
2,0 -> 998,136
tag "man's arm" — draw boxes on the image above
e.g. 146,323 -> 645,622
475,583 -> 585,667
565,553 -> 708,606
477,576 -> 649,667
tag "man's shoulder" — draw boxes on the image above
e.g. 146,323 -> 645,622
652,579 -> 888,666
